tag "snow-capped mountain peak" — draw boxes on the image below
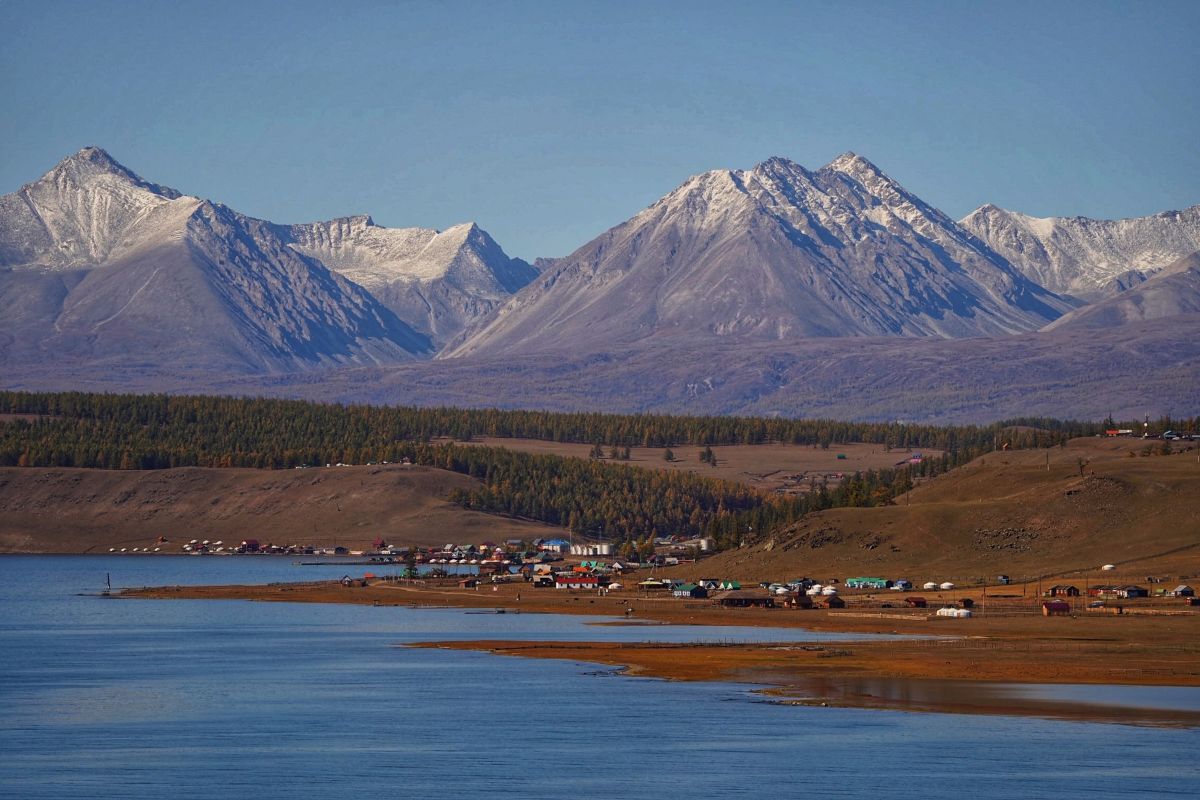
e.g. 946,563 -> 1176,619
51,146 -> 182,198
823,151 -> 886,179
283,217 -> 520,288
961,203 -> 1200,296
0,148 -> 190,269
447,153 -> 1071,359
281,215 -> 536,347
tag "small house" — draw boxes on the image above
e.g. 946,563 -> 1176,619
556,575 -> 602,590
1045,585 -> 1080,597
672,583 -> 708,599
1119,585 -> 1148,599
1171,585 -> 1195,598
698,578 -> 721,591
1042,600 -> 1071,617
718,580 -> 742,591
824,595 -> 846,609
905,597 -> 928,608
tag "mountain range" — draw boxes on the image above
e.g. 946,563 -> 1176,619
1,147 -> 1196,421
447,153 -> 1070,358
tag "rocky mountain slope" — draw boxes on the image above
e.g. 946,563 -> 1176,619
0,151 -> 463,371
447,154 -> 1071,358
0,146 -> 183,270
1046,251 -> 1200,331
960,203 -> 1200,298
0,148 -> 539,367
19,311 -> 1193,424
282,216 -> 536,348
0,149 -> 437,371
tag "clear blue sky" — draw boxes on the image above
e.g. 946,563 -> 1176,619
2,0 -> 1197,260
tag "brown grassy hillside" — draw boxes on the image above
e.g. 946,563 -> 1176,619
672,437 -> 1200,585
449,437 -> 936,493
0,464 -> 561,553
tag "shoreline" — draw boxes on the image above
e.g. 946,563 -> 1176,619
120,578 -> 1200,726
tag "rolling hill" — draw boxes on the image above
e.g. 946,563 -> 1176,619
672,436 -> 1200,583
0,463 -> 560,553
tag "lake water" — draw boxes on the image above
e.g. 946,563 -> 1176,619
0,556 -> 1195,799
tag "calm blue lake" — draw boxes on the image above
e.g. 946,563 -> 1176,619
0,556 -> 1195,799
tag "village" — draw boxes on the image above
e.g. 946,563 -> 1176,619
93,527 -> 1199,619
308,536 -> 1200,619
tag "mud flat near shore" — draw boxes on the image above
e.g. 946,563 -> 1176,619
122,579 -> 1200,726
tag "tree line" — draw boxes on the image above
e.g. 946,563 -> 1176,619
0,390 -> 1156,551
0,390 -> 1126,463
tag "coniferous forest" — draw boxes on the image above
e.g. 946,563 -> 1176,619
0,391 -> 1170,550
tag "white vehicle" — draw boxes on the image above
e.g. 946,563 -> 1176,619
939,582 -> 956,590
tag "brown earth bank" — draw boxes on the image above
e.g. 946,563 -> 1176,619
0,464 -> 562,553
668,436 -> 1200,583
119,578 -> 1200,726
